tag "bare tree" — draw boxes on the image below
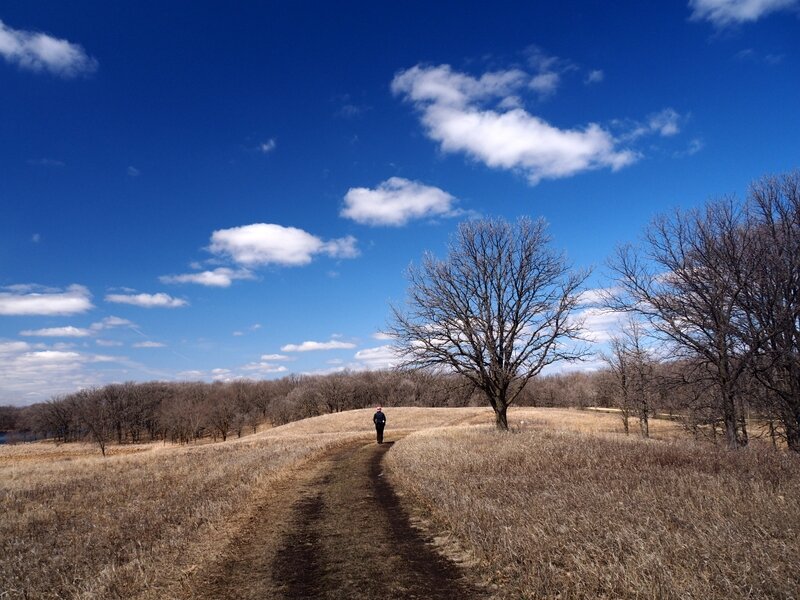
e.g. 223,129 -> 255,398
608,199 -> 758,449
74,388 -> 115,456
603,319 -> 655,438
390,217 -> 588,430
741,172 -> 800,451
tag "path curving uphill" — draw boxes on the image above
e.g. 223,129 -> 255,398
183,438 -> 483,600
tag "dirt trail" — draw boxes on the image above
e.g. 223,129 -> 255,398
183,438 -> 483,599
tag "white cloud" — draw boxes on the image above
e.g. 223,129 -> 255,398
585,69 -> 605,84
0,284 -> 93,316
342,177 -> 458,226
127,166 -> 140,177
259,139 -> 277,153
133,341 -> 165,348
372,332 -> 394,340
90,316 -> 134,330
353,345 -> 401,370
20,326 -> 93,338
95,339 -> 123,347
529,72 -> 560,97
241,361 -> 288,374
105,292 -> 188,308
160,267 -> 255,287
0,19 -> 98,77
0,342 -> 130,404
392,64 -> 637,184
576,307 -> 627,343
281,339 -> 357,352
260,353 -> 291,361
648,108 -> 681,137
209,223 -> 359,266
619,108 -> 683,141
689,0 -> 798,26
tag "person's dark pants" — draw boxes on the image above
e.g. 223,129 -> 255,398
375,425 -> 385,444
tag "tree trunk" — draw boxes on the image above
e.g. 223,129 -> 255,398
494,404 -> 509,431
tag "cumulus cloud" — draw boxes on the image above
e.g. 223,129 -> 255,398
392,64 -> 637,184
0,19 -> 98,77
341,177 -> 458,226
209,223 -> 359,266
20,326 -> 93,338
0,284 -> 93,316
160,267 -> 255,288
689,0 -> 798,26
281,339 -> 357,352
105,292 -> 188,308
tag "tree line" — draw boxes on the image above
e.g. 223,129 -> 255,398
2,171 -> 798,453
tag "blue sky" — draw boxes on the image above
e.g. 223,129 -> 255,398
1,1 -> 798,405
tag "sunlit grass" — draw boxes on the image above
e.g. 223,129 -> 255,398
385,414 -> 800,599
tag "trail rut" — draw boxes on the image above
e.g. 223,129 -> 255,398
182,439 -> 483,599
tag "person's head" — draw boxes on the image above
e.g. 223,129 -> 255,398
376,406 -> 382,412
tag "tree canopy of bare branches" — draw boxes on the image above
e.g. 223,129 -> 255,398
390,217 -> 588,430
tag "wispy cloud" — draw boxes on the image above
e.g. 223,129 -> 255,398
0,284 -> 93,316
133,341 -> 165,348
160,267 -> 255,288
392,63 -> 637,184
688,0 -> 798,27
281,339 -> 357,352
259,139 -> 277,153
27,158 -> 65,167
209,223 -> 359,267
105,292 -> 188,308
585,69 -> 605,84
342,177 -> 459,226
0,19 -> 98,77
19,326 -> 93,338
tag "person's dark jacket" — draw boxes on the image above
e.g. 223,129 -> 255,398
373,411 -> 386,427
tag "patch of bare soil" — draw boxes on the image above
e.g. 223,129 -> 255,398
182,439 -> 484,599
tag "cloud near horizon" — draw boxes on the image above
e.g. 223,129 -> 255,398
392,64 -> 639,184
0,19 -> 98,77
341,177 -> 458,226
281,339 -> 357,352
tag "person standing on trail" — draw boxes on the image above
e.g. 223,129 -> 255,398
373,406 -> 386,444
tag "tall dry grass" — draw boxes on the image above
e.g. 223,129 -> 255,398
0,407 -> 482,599
385,413 -> 800,599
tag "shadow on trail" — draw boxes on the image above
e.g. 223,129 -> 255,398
270,440 -> 483,599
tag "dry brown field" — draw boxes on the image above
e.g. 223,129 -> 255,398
2,406 -> 798,599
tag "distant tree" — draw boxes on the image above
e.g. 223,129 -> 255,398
390,217 -> 588,430
74,388 -> 115,457
603,319 -> 656,438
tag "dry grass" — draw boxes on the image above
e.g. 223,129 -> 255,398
385,410 -> 800,599
6,406 -> 794,599
0,407 -> 481,599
